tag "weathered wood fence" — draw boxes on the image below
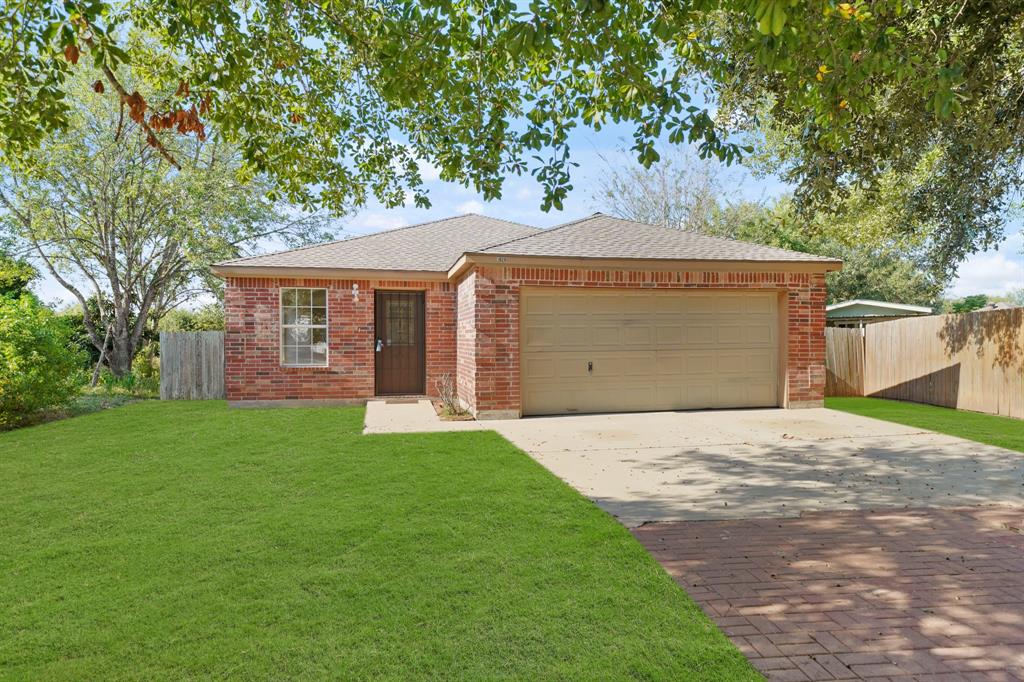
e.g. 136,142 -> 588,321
825,308 -> 1024,419
159,331 -> 225,400
824,327 -> 865,397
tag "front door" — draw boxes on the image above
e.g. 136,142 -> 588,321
375,291 -> 426,395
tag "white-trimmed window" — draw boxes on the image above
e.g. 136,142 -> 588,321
280,288 -> 328,367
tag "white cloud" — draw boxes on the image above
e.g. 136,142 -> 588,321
416,159 -> 441,182
949,249 -> 1024,297
455,199 -> 484,214
346,212 -> 408,235
514,184 -> 535,201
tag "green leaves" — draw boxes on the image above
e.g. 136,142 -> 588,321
0,294 -> 86,428
750,0 -> 788,36
1,0 -> 1011,241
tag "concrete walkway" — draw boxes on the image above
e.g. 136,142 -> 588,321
363,399 -> 484,434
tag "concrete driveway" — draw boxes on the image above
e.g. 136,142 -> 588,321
488,408 -> 1024,528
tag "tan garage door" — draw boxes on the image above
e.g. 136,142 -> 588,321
521,288 -> 781,416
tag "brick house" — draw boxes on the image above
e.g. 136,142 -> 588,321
211,213 -> 840,418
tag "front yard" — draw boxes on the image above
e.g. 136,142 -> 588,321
0,402 -> 755,680
827,396 -> 1024,453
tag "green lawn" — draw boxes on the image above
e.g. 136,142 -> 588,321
0,402 -> 755,680
827,397 -> 1024,453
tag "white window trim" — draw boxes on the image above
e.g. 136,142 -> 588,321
279,287 -> 329,368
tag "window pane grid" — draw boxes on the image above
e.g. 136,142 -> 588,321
280,288 -> 328,367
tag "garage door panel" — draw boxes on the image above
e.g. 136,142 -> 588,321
655,325 -> 684,346
683,351 -> 715,375
715,351 -> 751,375
687,294 -> 716,314
558,325 -> 590,347
523,324 -> 556,350
744,382 -> 778,405
522,355 -> 557,380
591,325 -> 623,346
747,323 -> 775,345
684,324 -> 717,346
745,295 -> 777,315
675,383 -> 715,408
521,288 -> 780,415
622,325 -> 653,345
717,295 -> 746,315
716,323 -> 750,345
656,351 -> 684,375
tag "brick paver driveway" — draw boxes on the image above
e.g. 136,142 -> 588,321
634,507 -> 1024,681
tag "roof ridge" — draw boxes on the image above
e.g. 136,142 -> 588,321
216,213 -> 537,266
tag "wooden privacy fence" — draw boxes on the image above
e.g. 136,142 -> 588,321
159,331 -> 225,400
824,327 -> 864,397
825,308 -> 1024,419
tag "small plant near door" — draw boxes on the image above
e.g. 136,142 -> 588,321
433,373 -> 471,419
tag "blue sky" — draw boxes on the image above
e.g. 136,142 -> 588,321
33,125 -> 1024,306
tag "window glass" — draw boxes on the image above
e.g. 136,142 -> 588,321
280,288 -> 328,366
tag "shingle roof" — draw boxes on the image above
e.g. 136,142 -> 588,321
476,213 -> 840,263
216,211 -> 840,275
216,214 -> 540,272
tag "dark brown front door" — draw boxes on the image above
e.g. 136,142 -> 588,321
374,291 -> 426,395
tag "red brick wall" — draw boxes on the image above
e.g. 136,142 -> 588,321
456,266 -> 828,417
224,277 -> 455,402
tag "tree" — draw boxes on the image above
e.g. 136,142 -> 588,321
0,254 -> 36,298
0,4 -> 1003,211
950,295 -> 989,314
593,148 -> 724,232
595,154 -> 943,306
0,70 -> 332,377
711,2 -> 1024,278
5,3 -> 1021,278
1009,289 -> 1024,307
719,199 -> 943,306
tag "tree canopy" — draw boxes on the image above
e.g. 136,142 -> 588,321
1,70 -> 331,376
4,1 -> 1022,273
593,149 -> 944,306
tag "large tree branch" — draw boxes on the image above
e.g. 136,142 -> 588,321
34,238 -> 107,352
80,34 -> 181,171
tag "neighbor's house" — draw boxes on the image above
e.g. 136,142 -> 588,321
826,299 -> 932,328
211,214 -> 841,418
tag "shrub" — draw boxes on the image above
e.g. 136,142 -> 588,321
0,294 -> 86,428
91,368 -> 159,398
433,372 -> 466,416
132,345 -> 159,379
159,303 -> 224,332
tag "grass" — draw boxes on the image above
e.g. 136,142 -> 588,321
10,392 -> 144,431
827,397 -> 1024,453
0,401 -> 755,680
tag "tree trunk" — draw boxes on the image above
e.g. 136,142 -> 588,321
107,336 -> 135,378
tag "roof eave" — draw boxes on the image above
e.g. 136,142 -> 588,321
449,252 -> 842,279
210,264 -> 449,281
826,299 -> 932,313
